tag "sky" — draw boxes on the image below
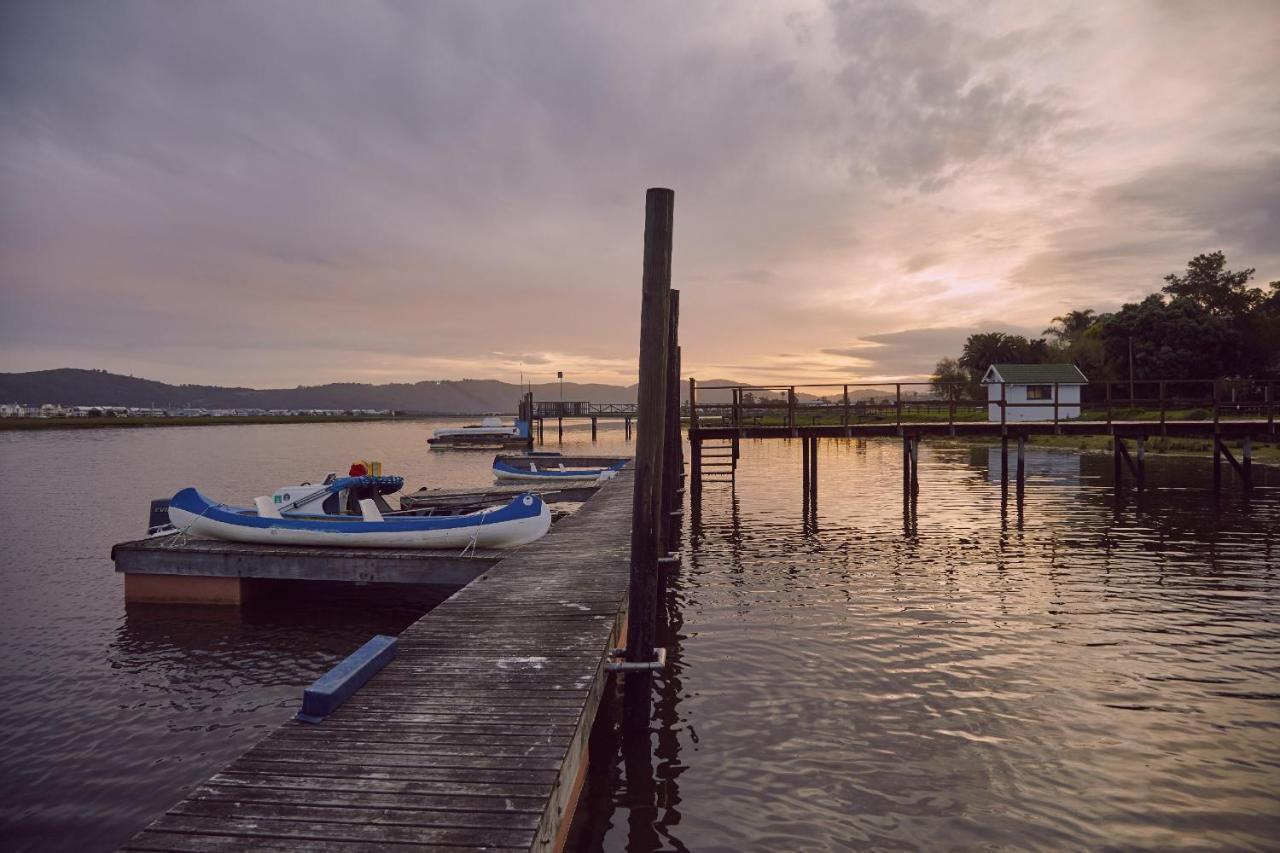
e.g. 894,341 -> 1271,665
2,1 -> 1278,388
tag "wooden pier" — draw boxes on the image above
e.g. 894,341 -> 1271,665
531,402 -> 638,442
687,377 -> 1276,499
122,468 -> 635,852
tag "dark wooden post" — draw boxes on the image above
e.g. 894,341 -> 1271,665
1114,436 -> 1123,490
1136,436 -> 1146,490
626,188 -> 673,675
843,384 -> 850,435
896,383 -> 902,427
1159,381 -> 1167,435
788,387 -> 797,433
1243,438 -> 1253,493
1213,380 -> 1220,433
557,416 -> 563,442
661,290 -> 681,554
801,433 -> 810,496
1213,436 -> 1222,491
590,416 -> 597,441
909,436 -> 918,494
903,436 -> 911,494
810,437 -> 818,503
1016,434 -> 1025,493
688,377 -> 700,499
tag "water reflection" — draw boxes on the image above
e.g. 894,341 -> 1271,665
577,437 -> 1280,852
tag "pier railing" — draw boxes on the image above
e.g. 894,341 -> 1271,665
688,378 -> 1277,433
533,401 -> 638,417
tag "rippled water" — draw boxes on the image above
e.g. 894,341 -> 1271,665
0,418 -> 631,852
575,438 -> 1280,852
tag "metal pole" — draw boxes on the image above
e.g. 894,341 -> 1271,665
896,383 -> 902,427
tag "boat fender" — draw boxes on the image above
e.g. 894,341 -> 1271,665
359,498 -> 384,523
254,496 -> 282,519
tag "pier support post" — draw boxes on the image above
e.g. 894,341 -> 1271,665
661,290 -> 681,555
1114,437 -> 1122,490
1243,438 -> 1253,493
1136,437 -> 1146,490
802,435 -> 811,498
625,416 -> 632,440
591,416 -> 597,442
1213,436 -> 1222,491
1016,435 -> 1025,496
910,436 -> 918,494
810,436 -> 818,504
557,416 -> 563,442
1000,436 -> 1009,486
626,187 -> 673,693
903,436 -> 912,494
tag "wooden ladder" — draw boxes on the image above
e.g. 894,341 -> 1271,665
697,438 -> 737,482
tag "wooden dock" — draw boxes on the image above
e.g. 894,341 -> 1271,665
121,467 -> 635,852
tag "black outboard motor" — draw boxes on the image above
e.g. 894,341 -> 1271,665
147,498 -> 173,535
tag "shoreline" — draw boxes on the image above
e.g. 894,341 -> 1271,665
0,414 -> 424,431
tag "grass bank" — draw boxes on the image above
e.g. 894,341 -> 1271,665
938,433 -> 1280,464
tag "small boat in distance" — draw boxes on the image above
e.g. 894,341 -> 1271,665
493,453 -> 629,483
428,416 -> 532,450
167,480 -> 551,549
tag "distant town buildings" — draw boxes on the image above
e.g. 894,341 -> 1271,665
0,403 -> 394,419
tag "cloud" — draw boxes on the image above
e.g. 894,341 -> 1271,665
1,1 -> 1278,386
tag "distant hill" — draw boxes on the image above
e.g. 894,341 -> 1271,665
0,368 -> 788,414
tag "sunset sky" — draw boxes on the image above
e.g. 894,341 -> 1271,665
2,1 -> 1278,388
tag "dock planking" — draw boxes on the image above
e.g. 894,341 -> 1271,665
121,467 -> 635,853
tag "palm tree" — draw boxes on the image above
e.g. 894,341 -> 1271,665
1044,309 -> 1098,344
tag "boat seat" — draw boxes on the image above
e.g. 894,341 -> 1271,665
359,499 -> 384,523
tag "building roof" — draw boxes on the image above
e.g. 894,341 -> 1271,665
982,363 -> 1088,384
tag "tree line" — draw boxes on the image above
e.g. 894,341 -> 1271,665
932,252 -> 1280,397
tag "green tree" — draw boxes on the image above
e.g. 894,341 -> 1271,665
931,356 -> 974,401
1161,251 -> 1262,319
957,332 -> 1050,377
1043,309 -> 1098,346
1101,294 -> 1240,380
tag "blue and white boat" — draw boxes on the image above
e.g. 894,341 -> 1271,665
167,475 -> 550,549
492,453 -> 628,483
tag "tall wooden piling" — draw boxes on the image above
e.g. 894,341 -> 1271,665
661,290 -> 681,554
626,187 -> 673,678
802,435 -> 811,497
1016,435 -> 1025,495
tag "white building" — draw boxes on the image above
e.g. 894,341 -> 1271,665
981,364 -> 1088,422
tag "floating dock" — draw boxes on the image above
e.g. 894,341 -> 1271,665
111,479 -> 626,605
121,467 -> 634,851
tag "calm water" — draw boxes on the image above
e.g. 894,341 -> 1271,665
0,417 -> 629,852
574,439 -> 1280,852
2,425 -> 1277,851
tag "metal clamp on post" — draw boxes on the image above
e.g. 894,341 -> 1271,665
605,647 -> 667,672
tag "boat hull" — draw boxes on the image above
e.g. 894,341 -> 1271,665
168,488 -> 550,549
492,456 -> 628,483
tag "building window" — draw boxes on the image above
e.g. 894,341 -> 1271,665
1027,385 -> 1053,400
